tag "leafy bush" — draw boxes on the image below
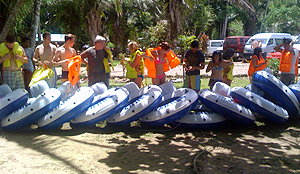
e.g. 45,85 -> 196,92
267,58 -> 280,77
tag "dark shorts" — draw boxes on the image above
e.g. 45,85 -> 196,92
61,71 -> 69,80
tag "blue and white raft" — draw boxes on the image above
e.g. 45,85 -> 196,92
71,87 -> 130,126
212,82 -> 231,97
30,80 -> 50,98
198,89 -> 255,124
230,87 -> 289,123
252,71 -> 300,117
175,109 -> 227,129
288,84 -> 300,104
107,82 -> 162,125
37,87 -> 94,130
140,88 -> 198,126
1,88 -> 61,130
57,81 -> 79,101
0,86 -> 29,120
0,84 -> 13,97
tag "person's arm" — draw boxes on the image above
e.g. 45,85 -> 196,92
140,53 -> 155,62
33,47 -> 42,65
80,49 -> 89,65
220,60 -> 234,67
206,61 -> 213,73
127,54 -> 141,68
15,46 -> 28,63
0,53 -> 10,64
274,43 -> 284,52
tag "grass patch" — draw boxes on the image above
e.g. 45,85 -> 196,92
58,76 -> 250,89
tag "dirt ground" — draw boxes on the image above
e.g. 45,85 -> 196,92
1,62 -> 300,174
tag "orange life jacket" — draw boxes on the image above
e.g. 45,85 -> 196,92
144,46 -> 180,78
248,55 -> 266,78
68,55 -> 81,86
279,49 -> 299,75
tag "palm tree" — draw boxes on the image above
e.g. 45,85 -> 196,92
29,0 -> 41,48
163,0 -> 195,47
227,0 -> 258,35
0,0 -> 25,42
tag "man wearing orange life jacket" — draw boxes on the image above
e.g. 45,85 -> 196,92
274,38 -> 299,86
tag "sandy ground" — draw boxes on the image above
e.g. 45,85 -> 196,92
1,62 -> 300,173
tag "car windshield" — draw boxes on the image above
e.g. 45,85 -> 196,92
211,41 -> 223,47
294,37 -> 300,44
245,38 -> 268,45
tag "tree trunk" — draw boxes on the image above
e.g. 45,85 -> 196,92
86,4 -> 104,45
29,0 -> 41,48
0,0 -> 24,42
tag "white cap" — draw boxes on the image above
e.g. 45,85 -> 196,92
94,35 -> 106,43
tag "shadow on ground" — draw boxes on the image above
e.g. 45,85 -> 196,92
1,117 -> 300,173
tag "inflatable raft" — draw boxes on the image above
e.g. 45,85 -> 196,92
252,71 -> 299,117
198,89 -> 255,124
0,87 -> 29,120
1,88 -> 61,130
140,88 -> 198,126
37,87 -> 94,130
107,83 -> 162,125
71,87 -> 130,126
231,87 -> 289,123
175,109 -> 227,129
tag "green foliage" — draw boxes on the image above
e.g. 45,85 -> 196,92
139,20 -> 168,48
106,42 -> 115,49
267,58 -> 280,77
177,35 -> 196,54
263,1 -> 300,34
228,20 -> 244,36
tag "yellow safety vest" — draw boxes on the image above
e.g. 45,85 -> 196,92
0,42 -> 23,68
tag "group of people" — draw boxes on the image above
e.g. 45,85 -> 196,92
248,38 -> 299,86
125,40 -> 235,91
1,32 -> 298,96
0,33 -> 114,95
0,34 -> 237,95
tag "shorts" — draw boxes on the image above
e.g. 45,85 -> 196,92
183,75 -> 201,91
3,70 -> 25,90
137,75 -> 144,80
280,73 -> 295,86
61,71 -> 69,80
208,78 -> 222,89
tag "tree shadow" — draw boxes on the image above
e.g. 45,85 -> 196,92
0,117 -> 299,173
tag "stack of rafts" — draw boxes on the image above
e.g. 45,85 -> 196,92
0,69 -> 299,131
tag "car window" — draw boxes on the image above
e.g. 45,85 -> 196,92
224,39 -> 230,45
240,38 -> 244,45
245,38 -> 250,43
211,42 -> 223,47
267,38 -> 274,45
275,38 -> 284,45
295,37 -> 300,44
231,38 -> 237,44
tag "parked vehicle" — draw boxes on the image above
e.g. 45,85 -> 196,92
293,36 -> 300,51
223,36 -> 251,61
206,40 -> 224,57
244,33 -> 292,60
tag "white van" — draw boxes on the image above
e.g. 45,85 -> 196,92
243,33 -> 292,59
293,36 -> 300,50
206,40 -> 224,57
